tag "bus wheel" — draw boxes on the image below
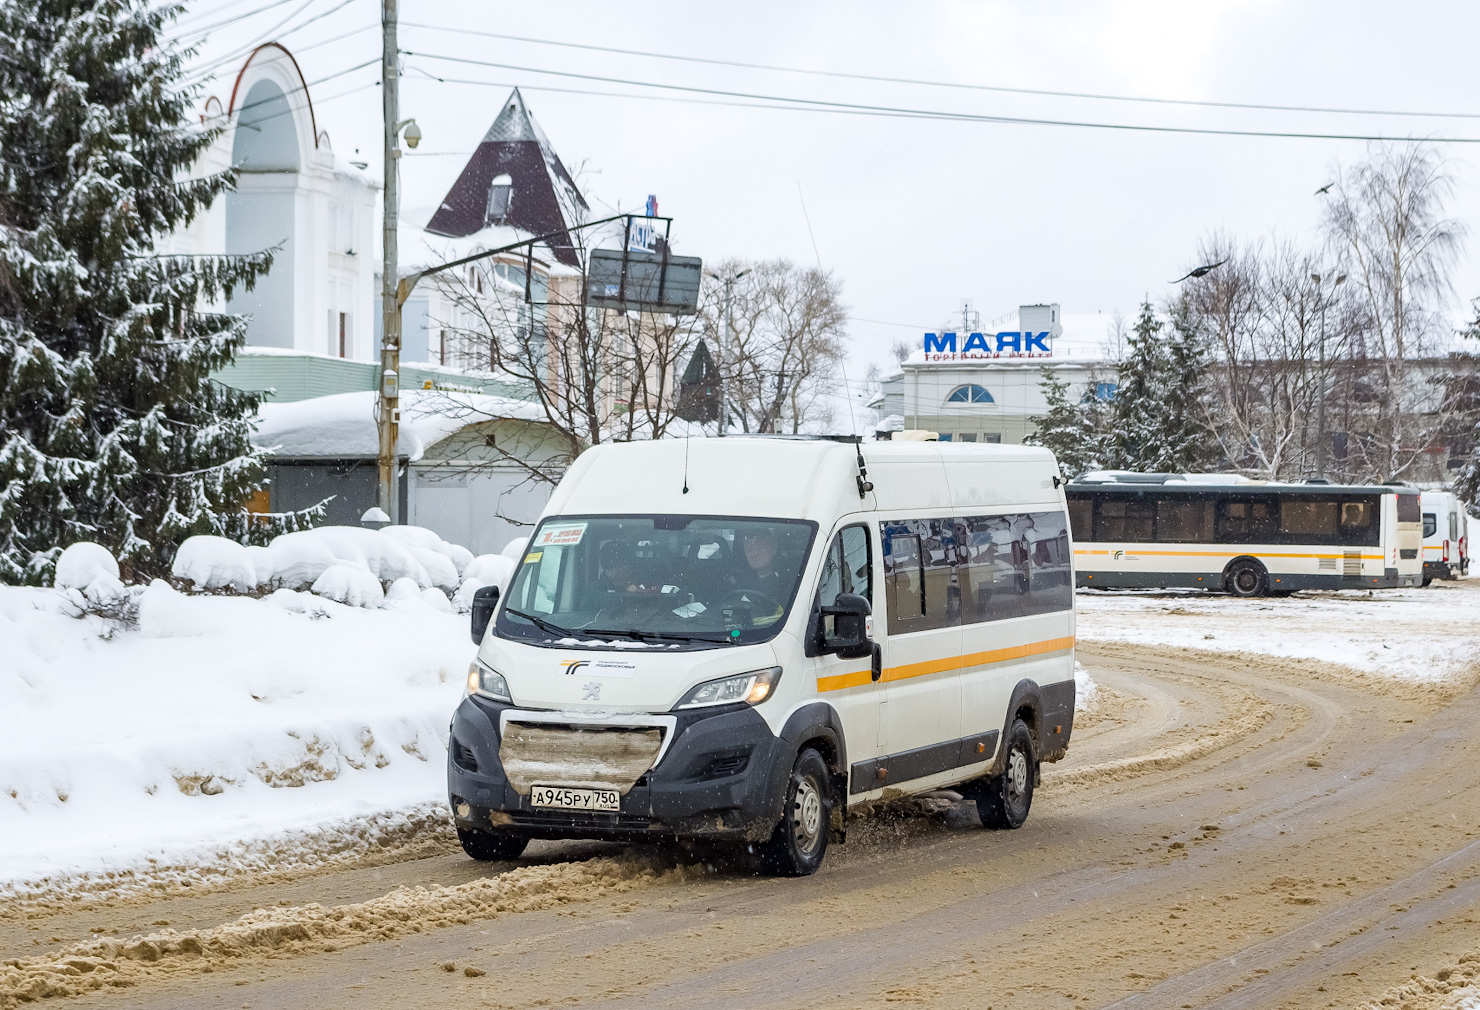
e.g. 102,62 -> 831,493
967,719 -> 1035,830
759,747 -> 831,876
457,826 -> 528,862
1225,559 -> 1268,598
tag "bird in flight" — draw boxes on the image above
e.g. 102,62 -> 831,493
1315,183 -> 1334,195
1170,259 -> 1228,283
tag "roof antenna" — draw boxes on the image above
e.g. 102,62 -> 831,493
841,364 -> 872,499
682,432 -> 691,494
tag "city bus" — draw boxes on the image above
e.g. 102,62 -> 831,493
1066,473 -> 1423,596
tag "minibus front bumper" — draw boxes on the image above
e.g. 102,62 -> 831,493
447,695 -> 790,843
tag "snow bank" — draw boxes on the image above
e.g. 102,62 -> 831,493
0,583 -> 471,893
311,564 -> 386,608
1076,581 -> 1480,682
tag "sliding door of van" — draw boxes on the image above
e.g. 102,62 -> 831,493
877,521 -> 963,781
812,524 -> 882,758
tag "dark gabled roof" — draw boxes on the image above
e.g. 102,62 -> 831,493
424,89 -> 589,267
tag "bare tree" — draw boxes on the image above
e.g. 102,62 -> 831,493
1322,142 -> 1465,480
698,259 -> 849,434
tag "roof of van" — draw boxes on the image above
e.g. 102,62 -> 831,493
1066,476 -> 1417,496
540,436 -> 1063,524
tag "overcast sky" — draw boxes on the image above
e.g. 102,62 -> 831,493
178,0 -> 1480,377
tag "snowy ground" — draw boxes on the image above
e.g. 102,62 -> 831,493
0,583 -> 474,898
1076,578 -> 1480,683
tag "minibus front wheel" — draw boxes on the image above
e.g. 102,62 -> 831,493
758,747 -> 831,877
965,718 -> 1035,830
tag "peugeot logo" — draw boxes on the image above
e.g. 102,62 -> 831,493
582,681 -> 602,701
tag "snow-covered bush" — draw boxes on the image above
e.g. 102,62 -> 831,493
500,536 -> 530,562
245,545 -> 275,586
269,527 -> 428,590
464,553 -> 515,590
310,565 -> 385,608
380,525 -> 473,577
54,543 -> 119,590
412,548 -> 460,592
172,536 -> 258,592
384,577 -> 423,604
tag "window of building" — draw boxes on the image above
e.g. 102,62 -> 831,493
486,174 -> 513,224
945,384 -> 994,404
982,433 -> 1002,443
937,433 -> 953,442
1094,381 -> 1118,401
958,433 -> 978,443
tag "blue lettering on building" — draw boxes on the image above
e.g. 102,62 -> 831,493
995,331 -> 1021,352
1024,331 -> 1051,352
924,331 -> 956,353
961,331 -> 991,352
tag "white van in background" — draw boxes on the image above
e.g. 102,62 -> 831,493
1420,490 -> 1468,582
448,436 -> 1077,875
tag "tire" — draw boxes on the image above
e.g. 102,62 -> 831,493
457,826 -> 528,862
1422,575 -> 1434,587
1225,559 -> 1268,598
967,718 -> 1035,830
758,748 -> 831,877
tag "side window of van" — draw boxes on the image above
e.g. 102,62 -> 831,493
818,525 -> 872,607
884,530 -> 924,623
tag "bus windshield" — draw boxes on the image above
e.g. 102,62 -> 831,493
495,515 -> 818,649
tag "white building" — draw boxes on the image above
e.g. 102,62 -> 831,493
872,304 -> 1121,443
163,43 -> 379,359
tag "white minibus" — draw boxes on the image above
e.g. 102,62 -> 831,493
1066,473 -> 1423,595
1420,490 -> 1468,582
449,437 -> 1077,875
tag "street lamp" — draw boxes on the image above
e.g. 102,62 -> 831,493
704,268 -> 750,436
1311,271 -> 1347,480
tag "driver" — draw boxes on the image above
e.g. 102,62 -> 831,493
730,527 -> 788,626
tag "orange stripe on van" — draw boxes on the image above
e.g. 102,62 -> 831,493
883,636 -> 1077,683
815,635 -> 1076,692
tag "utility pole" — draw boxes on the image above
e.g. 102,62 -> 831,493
707,268 -> 749,436
377,0 -> 400,520
1311,271 -> 1346,479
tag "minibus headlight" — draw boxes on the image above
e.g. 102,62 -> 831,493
675,667 -> 781,710
466,661 -> 512,703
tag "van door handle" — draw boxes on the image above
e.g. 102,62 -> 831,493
871,643 -> 883,683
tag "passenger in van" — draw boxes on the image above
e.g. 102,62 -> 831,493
593,540 -> 666,627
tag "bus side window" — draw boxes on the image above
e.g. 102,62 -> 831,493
1155,498 -> 1214,543
885,532 -> 924,623
1095,498 -> 1153,542
1066,497 -> 1091,541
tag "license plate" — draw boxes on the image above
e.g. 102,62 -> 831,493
530,785 -> 620,812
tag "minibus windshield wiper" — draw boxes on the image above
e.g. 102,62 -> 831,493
583,627 -> 735,645
504,608 -> 583,639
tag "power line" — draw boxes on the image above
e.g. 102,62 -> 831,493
180,0 -> 359,86
399,21 -> 1480,123
167,0 -> 302,38
399,53 -> 1480,144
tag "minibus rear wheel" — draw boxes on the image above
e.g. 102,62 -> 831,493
457,826 -> 528,862
758,747 -> 831,877
968,719 -> 1035,830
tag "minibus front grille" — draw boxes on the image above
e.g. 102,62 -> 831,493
509,808 -> 659,832
500,722 -> 665,795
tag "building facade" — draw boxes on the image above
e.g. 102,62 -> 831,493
873,304 -> 1117,443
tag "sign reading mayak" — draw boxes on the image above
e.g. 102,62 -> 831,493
922,331 -> 1053,361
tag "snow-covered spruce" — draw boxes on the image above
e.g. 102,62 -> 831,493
0,0 -> 320,587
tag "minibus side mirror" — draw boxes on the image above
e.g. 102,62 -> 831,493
820,592 -> 872,659
470,585 -> 500,645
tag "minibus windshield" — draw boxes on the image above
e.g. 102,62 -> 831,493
496,515 -> 818,649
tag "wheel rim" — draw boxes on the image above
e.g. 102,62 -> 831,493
1235,569 -> 1257,593
792,775 -> 824,854
1006,748 -> 1028,808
